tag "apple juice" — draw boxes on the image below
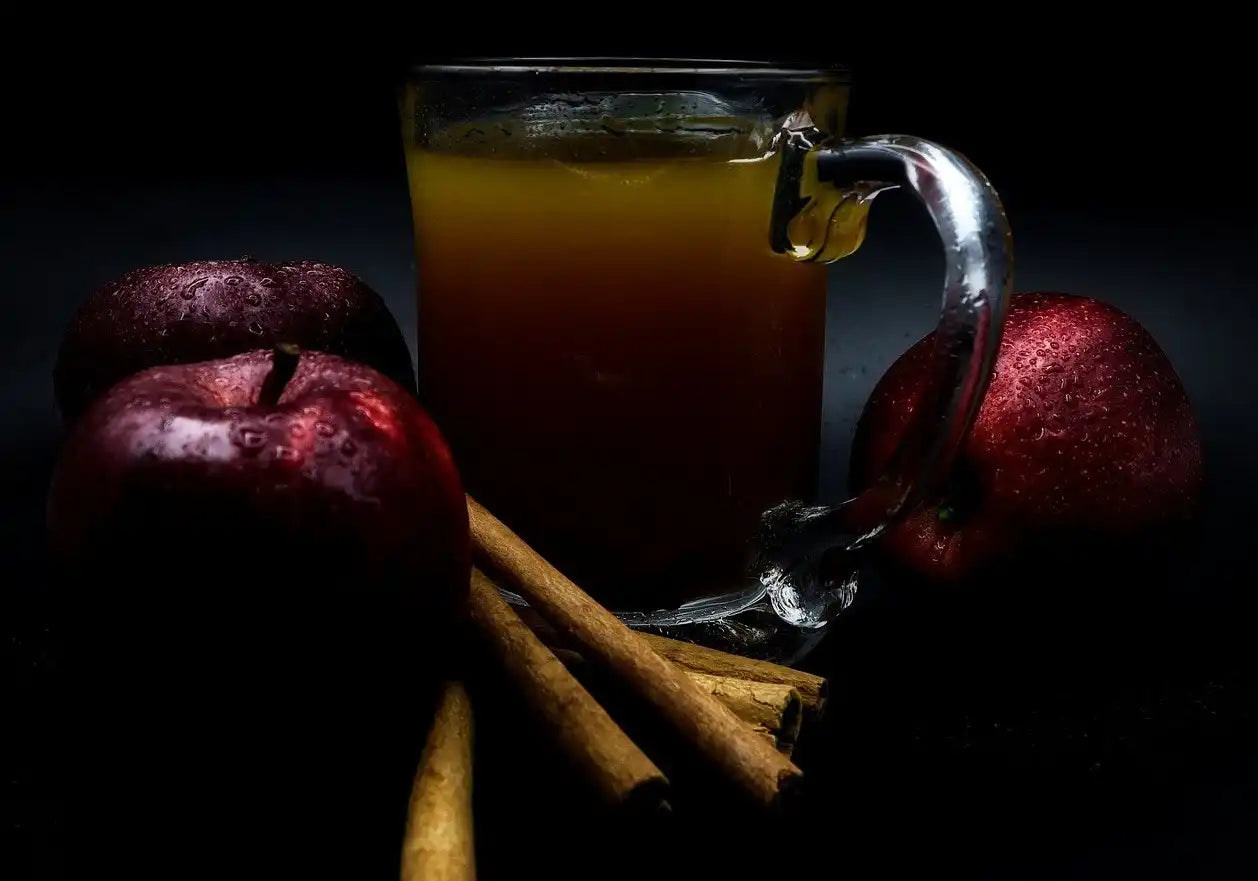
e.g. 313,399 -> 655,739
407,124 -> 848,610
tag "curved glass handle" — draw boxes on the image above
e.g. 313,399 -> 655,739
755,133 -> 1014,627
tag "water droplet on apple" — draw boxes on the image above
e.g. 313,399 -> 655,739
181,278 -> 209,300
244,292 -> 262,306
274,445 -> 301,462
290,424 -> 307,438
315,421 -> 335,437
236,426 -> 267,450
340,438 -> 357,456
265,413 -> 287,425
260,277 -> 276,287
225,275 -> 243,286
247,321 -> 264,335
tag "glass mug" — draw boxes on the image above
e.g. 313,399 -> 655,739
400,59 -> 1011,657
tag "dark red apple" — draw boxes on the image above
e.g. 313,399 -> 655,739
849,291 -> 1204,583
47,346 -> 467,877
53,258 -> 417,424
48,344 -> 465,597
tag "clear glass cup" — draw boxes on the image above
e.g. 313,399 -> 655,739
400,59 -> 1011,659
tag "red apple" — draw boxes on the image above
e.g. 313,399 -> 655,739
848,292 -> 1204,583
48,344 -> 466,599
53,258 -> 417,424
47,345 -> 468,877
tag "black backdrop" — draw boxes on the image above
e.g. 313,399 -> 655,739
6,28 -> 1257,881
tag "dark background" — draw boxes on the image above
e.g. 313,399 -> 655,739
6,28 -> 1256,881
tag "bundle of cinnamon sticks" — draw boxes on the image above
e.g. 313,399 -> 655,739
400,497 -> 829,881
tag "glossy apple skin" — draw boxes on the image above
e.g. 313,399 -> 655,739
849,292 -> 1204,583
47,349 -> 467,877
53,258 -> 417,424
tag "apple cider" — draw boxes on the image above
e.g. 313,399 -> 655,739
406,123 -> 839,611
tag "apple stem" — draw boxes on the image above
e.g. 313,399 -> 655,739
258,343 -> 301,407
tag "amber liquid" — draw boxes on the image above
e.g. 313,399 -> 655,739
407,127 -> 836,610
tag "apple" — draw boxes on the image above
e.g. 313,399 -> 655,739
47,345 -> 468,877
848,291 -> 1204,583
53,258 -> 417,424
48,343 -> 466,594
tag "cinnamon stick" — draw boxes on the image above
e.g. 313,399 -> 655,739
467,496 -> 804,810
685,672 -> 803,754
511,586 -> 828,717
400,680 -> 475,881
549,646 -> 802,754
467,568 -> 670,813
750,724 -> 789,754
639,633 -> 829,719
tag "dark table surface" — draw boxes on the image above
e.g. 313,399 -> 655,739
6,49 -> 1258,880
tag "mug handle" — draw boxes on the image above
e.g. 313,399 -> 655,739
755,132 -> 1014,627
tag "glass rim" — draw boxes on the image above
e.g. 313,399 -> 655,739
411,57 -> 850,81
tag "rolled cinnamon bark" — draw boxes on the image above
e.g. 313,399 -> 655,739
468,496 -> 803,810
400,681 -> 475,881
467,568 -> 670,813
685,672 -> 803,754
549,647 -> 803,754
639,633 -> 828,719
513,585 -> 828,717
